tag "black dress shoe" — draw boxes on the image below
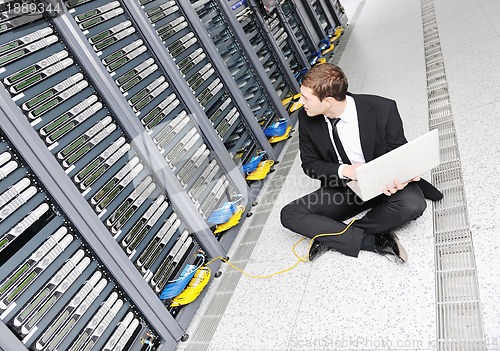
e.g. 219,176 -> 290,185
374,231 -> 408,263
308,241 -> 329,261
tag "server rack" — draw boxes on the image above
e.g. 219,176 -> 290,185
0,1 -> 241,349
123,0 -> 276,163
294,0 -> 327,43
308,0 -> 331,35
189,0 -> 291,154
323,0 -> 348,28
260,4 -> 309,75
0,110 -> 179,350
278,0 -> 317,61
61,0 -> 249,201
229,0 -> 300,105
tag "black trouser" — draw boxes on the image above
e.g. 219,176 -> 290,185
280,183 -> 427,257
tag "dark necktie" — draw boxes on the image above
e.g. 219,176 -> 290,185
329,118 -> 351,165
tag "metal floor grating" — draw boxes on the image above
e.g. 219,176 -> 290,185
421,0 -> 486,350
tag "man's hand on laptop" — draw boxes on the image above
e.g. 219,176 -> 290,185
384,176 -> 421,196
342,163 -> 365,180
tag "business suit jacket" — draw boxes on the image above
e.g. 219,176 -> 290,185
298,93 -> 443,201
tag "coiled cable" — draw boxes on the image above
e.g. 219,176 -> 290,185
159,255 -> 204,300
241,151 -> 266,173
264,119 -> 288,137
170,267 -> 211,307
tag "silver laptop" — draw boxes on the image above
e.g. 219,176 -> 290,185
347,129 -> 440,201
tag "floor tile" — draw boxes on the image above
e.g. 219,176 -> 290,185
461,155 -> 499,231
206,260 -> 312,350
291,236 -> 436,349
473,228 -> 500,349
441,37 -> 500,114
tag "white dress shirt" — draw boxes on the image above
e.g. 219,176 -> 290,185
323,95 -> 366,178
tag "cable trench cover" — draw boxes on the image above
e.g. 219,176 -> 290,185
421,0 -> 487,349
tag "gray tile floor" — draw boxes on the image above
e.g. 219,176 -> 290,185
178,0 -> 500,349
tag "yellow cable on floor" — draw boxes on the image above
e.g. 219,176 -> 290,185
204,219 -> 356,279
214,205 -> 245,234
170,267 -> 211,307
245,160 -> 275,180
322,43 -> 335,55
330,26 -> 345,42
269,126 -> 293,143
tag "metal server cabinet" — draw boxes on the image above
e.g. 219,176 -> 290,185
188,0 -> 294,159
0,1 -> 251,350
277,0 -> 318,66
226,0 -> 300,110
259,3 -> 311,78
58,0 -> 262,249
293,0 -> 328,44
117,0 -> 278,163
0,122 -> 178,350
305,0 -> 333,36
323,0 -> 348,28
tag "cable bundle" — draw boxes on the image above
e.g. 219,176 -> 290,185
330,26 -> 345,42
315,58 -> 327,65
241,151 -> 266,173
214,205 -> 245,234
159,264 -> 198,300
207,193 -> 244,226
309,51 -> 322,65
269,126 -> 292,144
264,119 -> 288,137
245,160 -> 274,180
282,93 -> 301,107
319,38 -> 330,51
170,267 -> 211,307
159,254 -> 204,300
207,201 -> 237,225
321,43 -> 335,55
294,68 -> 308,85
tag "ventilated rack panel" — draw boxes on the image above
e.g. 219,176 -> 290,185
310,0 -> 329,32
279,0 -> 316,59
189,0 -> 281,166
231,3 -> 293,102
66,1 -> 239,227
0,134 -> 160,351
262,10 -> 301,78
0,11 -> 213,316
128,0 -> 261,168
328,0 -> 348,27
62,0 -> 240,221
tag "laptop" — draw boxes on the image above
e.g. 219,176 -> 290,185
347,129 -> 440,201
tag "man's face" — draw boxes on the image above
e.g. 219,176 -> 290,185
298,86 -> 327,117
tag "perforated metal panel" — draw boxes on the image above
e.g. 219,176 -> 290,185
421,1 -> 486,350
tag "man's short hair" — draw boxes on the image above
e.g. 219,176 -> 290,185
302,63 -> 348,101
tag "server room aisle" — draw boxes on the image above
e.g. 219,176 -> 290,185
178,0 -> 500,350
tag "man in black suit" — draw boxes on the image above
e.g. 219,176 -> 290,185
280,63 -> 442,262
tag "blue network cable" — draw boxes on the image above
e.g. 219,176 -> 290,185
264,119 -> 288,137
319,38 -> 330,51
309,51 -> 322,65
295,68 -> 308,84
159,255 -> 204,300
207,201 -> 237,225
241,151 -> 266,173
